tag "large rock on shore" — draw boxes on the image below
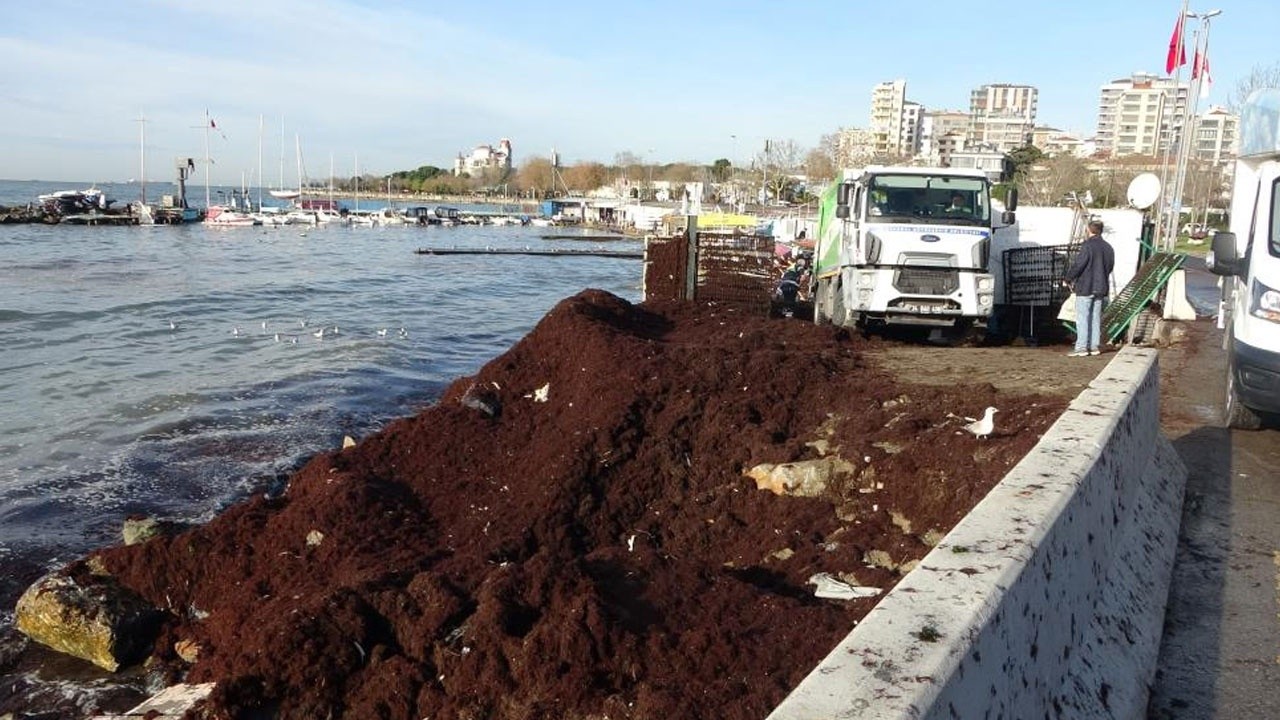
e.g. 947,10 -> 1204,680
14,567 -> 160,672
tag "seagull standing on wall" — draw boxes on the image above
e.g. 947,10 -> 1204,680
962,407 -> 998,440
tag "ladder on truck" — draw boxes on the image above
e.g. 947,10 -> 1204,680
1066,252 -> 1185,343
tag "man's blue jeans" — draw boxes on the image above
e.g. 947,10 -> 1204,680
1074,294 -> 1106,352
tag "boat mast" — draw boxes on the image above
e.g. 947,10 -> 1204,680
295,134 -> 303,196
257,114 -> 264,210
278,116 -> 286,194
136,111 -> 147,205
354,151 -> 360,213
204,110 -> 212,210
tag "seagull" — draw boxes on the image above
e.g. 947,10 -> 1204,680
313,328 -> 325,339
377,328 -> 388,337
961,407 -> 998,440
232,326 -> 242,337
273,333 -> 281,342
168,320 -> 177,331
397,327 -> 408,339
261,320 -> 269,332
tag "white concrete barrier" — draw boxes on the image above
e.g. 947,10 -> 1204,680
768,347 -> 1186,720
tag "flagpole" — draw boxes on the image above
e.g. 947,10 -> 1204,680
1168,9 -> 1221,251
1154,0 -> 1190,252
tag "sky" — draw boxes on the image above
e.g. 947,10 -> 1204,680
1,0 -> 1277,185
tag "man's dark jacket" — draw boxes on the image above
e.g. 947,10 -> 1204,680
1066,235 -> 1115,298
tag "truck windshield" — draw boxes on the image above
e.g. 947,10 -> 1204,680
866,175 -> 990,225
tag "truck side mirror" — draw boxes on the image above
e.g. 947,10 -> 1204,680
835,183 -> 851,219
1207,231 -> 1241,276
1001,210 -> 1017,225
1006,187 -> 1019,211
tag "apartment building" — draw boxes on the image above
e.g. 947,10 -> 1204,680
1095,73 -> 1188,157
1194,106 -> 1238,164
870,80 -> 915,158
969,84 -> 1038,153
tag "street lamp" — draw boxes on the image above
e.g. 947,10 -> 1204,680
646,148 -> 654,201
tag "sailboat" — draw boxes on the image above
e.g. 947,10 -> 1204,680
269,119 -> 302,201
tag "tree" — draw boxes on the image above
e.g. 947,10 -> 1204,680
514,156 -> 555,198
1229,62 -> 1280,113
803,146 -> 836,186
1006,145 -> 1045,188
1021,154 -> 1089,206
560,162 -> 610,194
711,158 -> 732,182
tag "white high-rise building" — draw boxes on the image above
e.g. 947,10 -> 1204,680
1095,73 -> 1189,157
870,80 -> 908,157
969,84 -> 1038,153
1193,106 -> 1237,164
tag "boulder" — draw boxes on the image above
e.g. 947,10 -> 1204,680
14,569 -> 160,672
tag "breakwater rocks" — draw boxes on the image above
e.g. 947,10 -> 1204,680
14,290 -> 1067,719
0,204 -> 57,224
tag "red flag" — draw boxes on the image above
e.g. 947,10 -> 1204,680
1193,50 -> 1212,94
1166,13 -> 1187,74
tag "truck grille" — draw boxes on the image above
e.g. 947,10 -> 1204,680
894,267 -> 958,295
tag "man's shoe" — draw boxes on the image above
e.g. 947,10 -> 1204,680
1088,349 -> 1101,356
1067,350 -> 1089,357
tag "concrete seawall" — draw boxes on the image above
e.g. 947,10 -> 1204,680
768,347 -> 1187,719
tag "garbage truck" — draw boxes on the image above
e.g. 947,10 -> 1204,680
1207,88 -> 1280,428
811,166 -> 1016,329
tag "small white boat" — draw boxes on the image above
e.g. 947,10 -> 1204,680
269,189 -> 301,200
205,206 -> 259,227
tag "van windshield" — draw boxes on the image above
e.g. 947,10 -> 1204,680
1272,179 -> 1280,257
866,174 -> 990,226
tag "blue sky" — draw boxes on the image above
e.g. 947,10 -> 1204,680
1,0 -> 1276,184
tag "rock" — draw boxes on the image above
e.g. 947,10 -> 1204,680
342,435 -> 357,449
306,529 -> 325,547
459,383 -> 501,417
14,570 -> 160,672
122,517 -> 162,546
746,456 -> 854,497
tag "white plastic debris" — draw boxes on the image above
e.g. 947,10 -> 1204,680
531,383 -> 550,403
807,572 -> 881,600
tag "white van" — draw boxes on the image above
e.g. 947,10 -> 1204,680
1207,88 -> 1280,428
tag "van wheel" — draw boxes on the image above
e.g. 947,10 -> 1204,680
1224,342 -> 1263,430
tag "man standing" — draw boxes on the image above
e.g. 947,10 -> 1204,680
1064,219 -> 1115,356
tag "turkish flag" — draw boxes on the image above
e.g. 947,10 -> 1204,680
1166,14 -> 1187,74
1193,50 -> 1212,95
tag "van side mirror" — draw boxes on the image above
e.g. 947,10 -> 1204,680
1207,231 -> 1241,276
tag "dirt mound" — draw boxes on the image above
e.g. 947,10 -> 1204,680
90,290 -> 1066,719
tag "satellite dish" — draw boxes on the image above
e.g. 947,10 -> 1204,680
1127,173 -> 1161,209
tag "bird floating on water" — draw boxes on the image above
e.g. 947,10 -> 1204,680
313,328 -> 325,339
377,328 -> 388,337
961,407 -> 998,440
168,320 -> 177,331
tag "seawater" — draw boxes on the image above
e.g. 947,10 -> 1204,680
0,181 -> 642,631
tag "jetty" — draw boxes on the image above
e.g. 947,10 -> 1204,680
414,247 -> 642,259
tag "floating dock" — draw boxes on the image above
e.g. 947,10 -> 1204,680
415,247 -> 642,259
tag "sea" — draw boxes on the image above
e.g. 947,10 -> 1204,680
0,179 -> 642,710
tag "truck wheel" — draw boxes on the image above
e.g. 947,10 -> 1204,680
1224,341 -> 1263,430
813,278 -> 831,325
830,279 -> 850,327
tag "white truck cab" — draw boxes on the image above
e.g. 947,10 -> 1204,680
812,166 -> 1016,329
1208,88 -> 1280,428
